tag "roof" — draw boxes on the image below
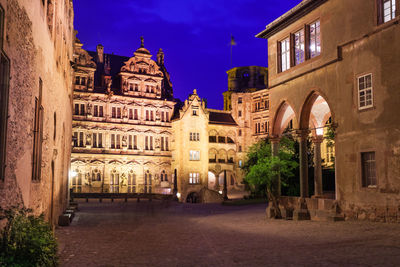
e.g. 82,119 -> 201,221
255,0 -> 328,39
208,111 -> 237,126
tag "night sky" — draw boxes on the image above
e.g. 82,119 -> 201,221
73,0 -> 302,109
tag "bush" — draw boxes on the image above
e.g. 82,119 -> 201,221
0,207 -> 58,267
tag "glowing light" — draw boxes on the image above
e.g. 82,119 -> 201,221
316,128 -> 324,136
69,170 -> 77,178
176,192 -> 181,198
219,190 -> 223,194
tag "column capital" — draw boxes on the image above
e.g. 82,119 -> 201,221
295,129 -> 310,140
312,135 -> 324,144
269,135 -> 281,144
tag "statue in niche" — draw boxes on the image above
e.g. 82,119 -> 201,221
155,110 -> 160,121
122,135 -> 127,147
155,137 -> 161,148
106,79 -> 112,93
123,105 -> 128,118
122,80 -> 128,92
88,77 -> 93,89
87,103 -> 92,115
86,133 -> 92,145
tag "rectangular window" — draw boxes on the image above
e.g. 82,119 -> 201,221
146,110 -> 149,121
117,107 -> 121,118
128,135 -> 133,149
361,152 -> 377,187
32,79 -> 44,181
150,111 -> 154,121
134,135 -> 137,149
161,111 -> 165,122
294,29 -> 305,65
92,132 -> 103,148
238,110 -> 242,117
166,112 -> 169,122
74,103 -> 79,115
279,38 -> 291,72
129,109 -> 133,120
129,83 -> 134,91
1,51 -> 12,180
238,97 -> 242,104
135,84 -> 139,91
145,136 -> 148,150
94,105 -> 98,117
358,74 -> 373,109
189,150 -> 200,161
134,109 -> 138,120
75,76 -> 80,85
161,136 -> 165,151
116,134 -> 121,149
382,0 -> 397,23
150,136 -> 153,150
165,137 -> 169,151
99,106 -> 104,117
112,107 -> 116,118
189,173 -> 200,184
265,99 -> 270,110
80,104 -> 85,115
309,20 -> 321,58
111,134 -> 115,149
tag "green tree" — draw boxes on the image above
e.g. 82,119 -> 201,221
242,137 -> 298,218
0,207 -> 59,266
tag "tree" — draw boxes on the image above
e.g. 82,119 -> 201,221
242,137 -> 298,218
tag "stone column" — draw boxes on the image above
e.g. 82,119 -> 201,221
296,130 -> 309,198
223,170 -> 228,200
312,136 -> 324,197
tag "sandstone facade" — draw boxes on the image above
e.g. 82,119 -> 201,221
256,0 -> 400,220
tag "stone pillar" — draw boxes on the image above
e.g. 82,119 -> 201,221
312,136 -> 324,197
223,170 -> 228,200
296,130 -> 309,198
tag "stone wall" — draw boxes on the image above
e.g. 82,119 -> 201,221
0,0 -> 74,226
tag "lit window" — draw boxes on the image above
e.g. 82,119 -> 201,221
309,20 -> 321,58
383,0 -> 396,23
189,172 -> 200,184
294,29 -> 305,65
361,152 -> 377,187
92,132 -> 103,148
238,97 -> 242,104
358,74 -> 373,109
189,150 -> 200,161
279,37 -> 290,72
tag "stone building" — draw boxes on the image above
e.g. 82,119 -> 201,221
71,37 -> 176,195
0,0 -> 74,226
172,90 -> 244,202
256,0 -> 400,221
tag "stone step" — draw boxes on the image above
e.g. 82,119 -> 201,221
310,209 -> 344,222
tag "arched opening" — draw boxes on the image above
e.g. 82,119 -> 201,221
208,171 -> 216,189
186,192 -> 200,203
127,170 -> 136,193
272,101 -> 297,136
209,148 -> 217,163
299,92 -> 335,199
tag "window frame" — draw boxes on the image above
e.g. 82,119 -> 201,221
361,151 -> 377,188
357,73 -> 374,110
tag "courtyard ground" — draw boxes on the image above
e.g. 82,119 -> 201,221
56,199 -> 400,267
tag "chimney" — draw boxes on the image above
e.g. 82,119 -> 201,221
97,44 -> 104,63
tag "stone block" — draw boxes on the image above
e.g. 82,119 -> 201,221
58,214 -> 71,226
293,209 -> 310,220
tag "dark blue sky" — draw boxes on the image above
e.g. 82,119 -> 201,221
74,0 -> 302,109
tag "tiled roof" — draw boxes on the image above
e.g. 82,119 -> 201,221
208,111 -> 237,126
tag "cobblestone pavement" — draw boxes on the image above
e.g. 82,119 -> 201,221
56,200 -> 400,267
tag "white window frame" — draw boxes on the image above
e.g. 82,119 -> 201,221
189,150 -> 200,161
280,37 -> 291,72
357,73 -> 373,110
189,172 -> 200,184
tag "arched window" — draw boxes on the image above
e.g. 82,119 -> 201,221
128,170 -> 136,193
160,170 -> 168,182
71,169 -> 83,193
110,169 -> 120,193
144,170 -> 152,193
91,168 -> 102,182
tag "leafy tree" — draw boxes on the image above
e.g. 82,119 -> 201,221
242,137 -> 298,218
0,207 -> 59,266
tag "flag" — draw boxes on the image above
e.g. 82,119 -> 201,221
231,35 -> 236,46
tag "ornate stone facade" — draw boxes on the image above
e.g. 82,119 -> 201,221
172,90 -> 244,202
71,38 -> 175,195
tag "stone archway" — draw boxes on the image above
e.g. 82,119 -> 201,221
272,101 -> 297,137
299,91 -> 335,198
186,191 -> 200,203
208,171 -> 216,189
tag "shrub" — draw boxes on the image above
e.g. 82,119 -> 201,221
0,207 -> 58,267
